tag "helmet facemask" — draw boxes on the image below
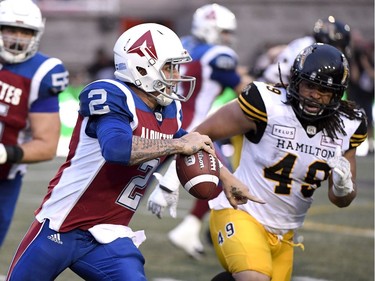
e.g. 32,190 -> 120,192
287,79 -> 343,121
0,26 -> 42,63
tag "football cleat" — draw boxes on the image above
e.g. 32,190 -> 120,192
168,214 -> 205,260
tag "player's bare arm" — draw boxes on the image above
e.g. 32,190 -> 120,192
194,99 -> 257,141
219,165 -> 265,209
19,112 -> 60,163
128,132 -> 215,166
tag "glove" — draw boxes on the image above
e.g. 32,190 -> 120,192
147,160 -> 181,218
0,144 -> 7,164
327,146 -> 353,197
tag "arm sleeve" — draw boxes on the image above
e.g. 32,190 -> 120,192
237,83 -> 268,143
30,96 -> 60,113
79,80 -> 136,165
349,115 -> 368,150
95,113 -> 134,165
38,58 -> 69,97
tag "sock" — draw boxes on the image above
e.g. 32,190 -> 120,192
211,271 -> 235,281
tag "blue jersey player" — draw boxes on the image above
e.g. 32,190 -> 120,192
0,0 -> 68,248
5,23 -> 263,281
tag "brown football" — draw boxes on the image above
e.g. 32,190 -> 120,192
175,150 -> 220,199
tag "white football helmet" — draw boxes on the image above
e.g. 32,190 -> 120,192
191,3 -> 237,46
0,0 -> 45,63
114,23 -> 196,106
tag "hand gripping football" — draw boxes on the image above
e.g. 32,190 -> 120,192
175,150 -> 220,199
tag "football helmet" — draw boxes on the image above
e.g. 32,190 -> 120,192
288,43 -> 350,121
191,3 -> 237,46
114,23 -> 196,106
313,16 -> 351,57
0,0 -> 45,63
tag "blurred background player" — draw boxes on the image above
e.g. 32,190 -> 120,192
147,3 -> 252,259
0,0 -> 68,249
86,46 -> 115,81
347,29 -> 374,155
262,15 -> 351,84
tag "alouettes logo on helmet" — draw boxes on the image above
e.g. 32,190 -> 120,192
205,10 -> 217,20
127,30 -> 158,60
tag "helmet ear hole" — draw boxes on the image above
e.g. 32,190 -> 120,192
136,66 -> 147,76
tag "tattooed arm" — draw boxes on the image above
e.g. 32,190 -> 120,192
128,132 -> 215,166
95,113 -> 215,166
219,165 -> 265,209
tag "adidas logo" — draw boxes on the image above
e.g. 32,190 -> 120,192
47,233 -> 63,245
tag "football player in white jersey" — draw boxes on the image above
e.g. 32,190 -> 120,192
147,3 -> 252,259
195,43 -> 367,281
0,0 -> 69,249
5,23 -> 263,281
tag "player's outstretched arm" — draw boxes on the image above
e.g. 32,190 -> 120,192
219,165 -> 265,209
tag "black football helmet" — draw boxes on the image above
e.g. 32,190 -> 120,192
313,16 -> 351,57
287,43 -> 350,121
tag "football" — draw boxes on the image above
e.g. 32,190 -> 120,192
175,150 -> 220,199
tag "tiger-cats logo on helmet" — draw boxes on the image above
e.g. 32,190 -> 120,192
341,54 -> 349,84
127,30 -> 158,60
297,45 -> 314,70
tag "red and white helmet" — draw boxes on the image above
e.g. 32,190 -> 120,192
191,3 -> 237,46
0,0 -> 45,63
114,23 -> 196,106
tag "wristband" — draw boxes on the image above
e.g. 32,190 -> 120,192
4,145 -> 24,163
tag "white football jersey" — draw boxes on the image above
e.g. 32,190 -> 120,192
209,81 -> 367,233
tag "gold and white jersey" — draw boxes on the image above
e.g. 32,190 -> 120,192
209,81 -> 367,233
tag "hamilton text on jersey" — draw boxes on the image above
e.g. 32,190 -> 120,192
276,138 -> 335,158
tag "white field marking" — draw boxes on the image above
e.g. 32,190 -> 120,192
292,277 -> 332,281
308,203 -> 373,216
303,221 -> 374,238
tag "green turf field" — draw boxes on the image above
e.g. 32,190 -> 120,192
0,154 -> 373,281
